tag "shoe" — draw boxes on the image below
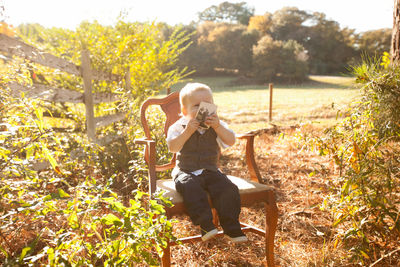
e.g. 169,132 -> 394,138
226,229 -> 248,243
228,235 -> 248,243
201,228 -> 218,241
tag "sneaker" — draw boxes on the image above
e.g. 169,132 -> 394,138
228,235 -> 248,243
226,229 -> 248,243
201,228 -> 218,241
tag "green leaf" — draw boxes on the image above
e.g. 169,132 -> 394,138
150,200 -> 165,214
33,106 -> 45,132
58,188 -> 70,198
19,246 -> 31,262
42,143 -> 58,170
68,211 -> 79,229
0,244 -> 8,257
43,194 -> 52,201
101,213 -> 122,226
43,189 -> 69,201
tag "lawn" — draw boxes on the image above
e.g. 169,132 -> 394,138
169,75 -> 360,133
47,75 -> 360,134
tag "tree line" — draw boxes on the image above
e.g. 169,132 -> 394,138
13,2 -> 391,83
163,2 -> 391,82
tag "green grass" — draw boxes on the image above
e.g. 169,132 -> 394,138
45,75 -> 360,134
168,75 -> 360,133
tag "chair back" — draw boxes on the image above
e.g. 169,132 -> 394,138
140,91 -> 180,171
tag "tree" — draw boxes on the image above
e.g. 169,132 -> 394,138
270,7 -> 311,42
247,13 -> 273,36
252,35 -> 308,82
176,24 -> 217,75
357,28 -> 391,57
198,1 -> 254,25
304,12 -> 356,74
203,23 -> 258,73
391,0 -> 400,61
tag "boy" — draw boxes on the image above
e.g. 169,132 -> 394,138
166,83 -> 247,243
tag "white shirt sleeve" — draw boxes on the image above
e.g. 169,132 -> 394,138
216,120 -> 235,150
166,118 -> 185,144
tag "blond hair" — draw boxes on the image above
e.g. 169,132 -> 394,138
179,83 -> 212,108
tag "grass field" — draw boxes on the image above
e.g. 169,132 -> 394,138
46,75 -> 360,134
169,75 -> 360,133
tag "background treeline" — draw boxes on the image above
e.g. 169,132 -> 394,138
160,2 -> 391,83
15,2 -> 391,83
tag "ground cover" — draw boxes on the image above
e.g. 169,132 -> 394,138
167,75 -> 366,266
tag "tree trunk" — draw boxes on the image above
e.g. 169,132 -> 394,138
391,0 -> 400,62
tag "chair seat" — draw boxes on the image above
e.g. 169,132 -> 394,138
156,175 -> 271,205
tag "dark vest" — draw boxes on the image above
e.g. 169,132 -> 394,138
176,128 -> 219,172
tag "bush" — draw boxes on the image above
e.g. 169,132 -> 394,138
298,54 -> 400,265
0,76 -> 175,266
0,21 -> 185,265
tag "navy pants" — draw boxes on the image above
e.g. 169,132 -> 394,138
173,169 -> 241,235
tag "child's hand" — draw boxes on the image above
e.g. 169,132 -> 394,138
206,113 -> 220,129
186,118 -> 200,134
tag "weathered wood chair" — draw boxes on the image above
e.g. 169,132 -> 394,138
134,91 -> 278,266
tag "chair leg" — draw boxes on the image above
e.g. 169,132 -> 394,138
161,210 -> 172,267
265,193 -> 278,267
212,208 -> 219,227
161,240 -> 171,267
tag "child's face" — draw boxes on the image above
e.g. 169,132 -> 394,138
182,90 -> 213,119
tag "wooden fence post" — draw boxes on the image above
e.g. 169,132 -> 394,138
81,49 -> 96,141
269,83 -> 273,122
125,68 -> 131,91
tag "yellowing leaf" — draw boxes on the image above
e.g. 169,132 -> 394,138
19,247 -> 31,261
42,143 -> 58,171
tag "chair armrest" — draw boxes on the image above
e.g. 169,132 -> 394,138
134,138 -> 153,145
134,138 -> 157,195
237,133 -> 262,183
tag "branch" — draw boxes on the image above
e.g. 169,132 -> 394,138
369,247 -> 400,267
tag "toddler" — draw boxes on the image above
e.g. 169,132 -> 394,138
166,83 -> 247,243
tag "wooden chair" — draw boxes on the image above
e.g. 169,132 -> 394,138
134,91 -> 278,266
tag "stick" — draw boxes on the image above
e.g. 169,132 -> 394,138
369,247 -> 400,267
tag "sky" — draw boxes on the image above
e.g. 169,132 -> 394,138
3,0 -> 394,33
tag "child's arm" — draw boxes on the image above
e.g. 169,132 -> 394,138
206,114 -> 235,146
167,118 -> 200,153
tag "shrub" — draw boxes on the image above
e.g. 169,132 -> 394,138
298,53 -> 400,265
1,21 -> 183,265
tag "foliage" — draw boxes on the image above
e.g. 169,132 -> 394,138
270,7 -> 311,42
350,53 -> 400,137
247,13 -> 272,36
252,35 -> 308,82
199,23 -> 258,74
298,54 -> 400,264
16,21 -> 191,133
198,1 -> 254,25
0,19 -> 189,265
305,13 -> 356,74
356,29 -> 392,59
177,4 -> 377,79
